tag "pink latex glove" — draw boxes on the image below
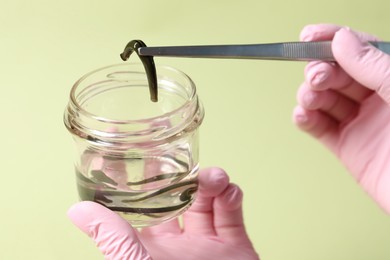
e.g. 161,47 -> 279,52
293,24 -> 390,213
68,167 -> 259,260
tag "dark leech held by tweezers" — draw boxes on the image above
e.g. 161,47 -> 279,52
120,40 -> 158,102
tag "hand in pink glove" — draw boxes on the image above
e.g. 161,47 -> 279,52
293,24 -> 390,213
68,167 -> 259,260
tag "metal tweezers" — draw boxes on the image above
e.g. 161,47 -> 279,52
137,41 -> 390,61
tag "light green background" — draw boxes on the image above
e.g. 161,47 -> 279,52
1,0 -> 390,259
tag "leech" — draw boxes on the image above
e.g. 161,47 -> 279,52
126,171 -> 188,186
120,40 -> 158,102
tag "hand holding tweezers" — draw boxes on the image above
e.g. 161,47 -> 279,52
135,41 -> 390,62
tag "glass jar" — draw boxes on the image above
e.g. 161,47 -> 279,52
64,63 -> 204,227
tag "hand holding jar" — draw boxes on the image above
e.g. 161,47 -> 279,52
67,167 -> 259,260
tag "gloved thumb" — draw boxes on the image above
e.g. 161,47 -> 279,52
332,27 -> 390,104
68,201 -> 152,260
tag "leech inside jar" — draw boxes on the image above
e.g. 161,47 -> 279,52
120,40 -> 158,102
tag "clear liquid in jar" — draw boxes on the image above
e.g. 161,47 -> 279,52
75,154 -> 198,227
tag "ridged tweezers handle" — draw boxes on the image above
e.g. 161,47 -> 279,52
282,41 -> 334,61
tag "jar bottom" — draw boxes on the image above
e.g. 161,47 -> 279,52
75,162 -> 199,227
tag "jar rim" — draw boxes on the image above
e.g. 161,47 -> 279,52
69,63 -> 198,124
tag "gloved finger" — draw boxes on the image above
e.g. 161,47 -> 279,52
333,28 -> 390,105
300,24 -> 375,103
304,61 -> 373,102
300,23 -> 342,41
300,24 -> 378,42
213,183 -> 254,248
297,82 -> 359,123
292,106 -> 338,151
68,201 -> 152,260
182,167 -> 230,236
